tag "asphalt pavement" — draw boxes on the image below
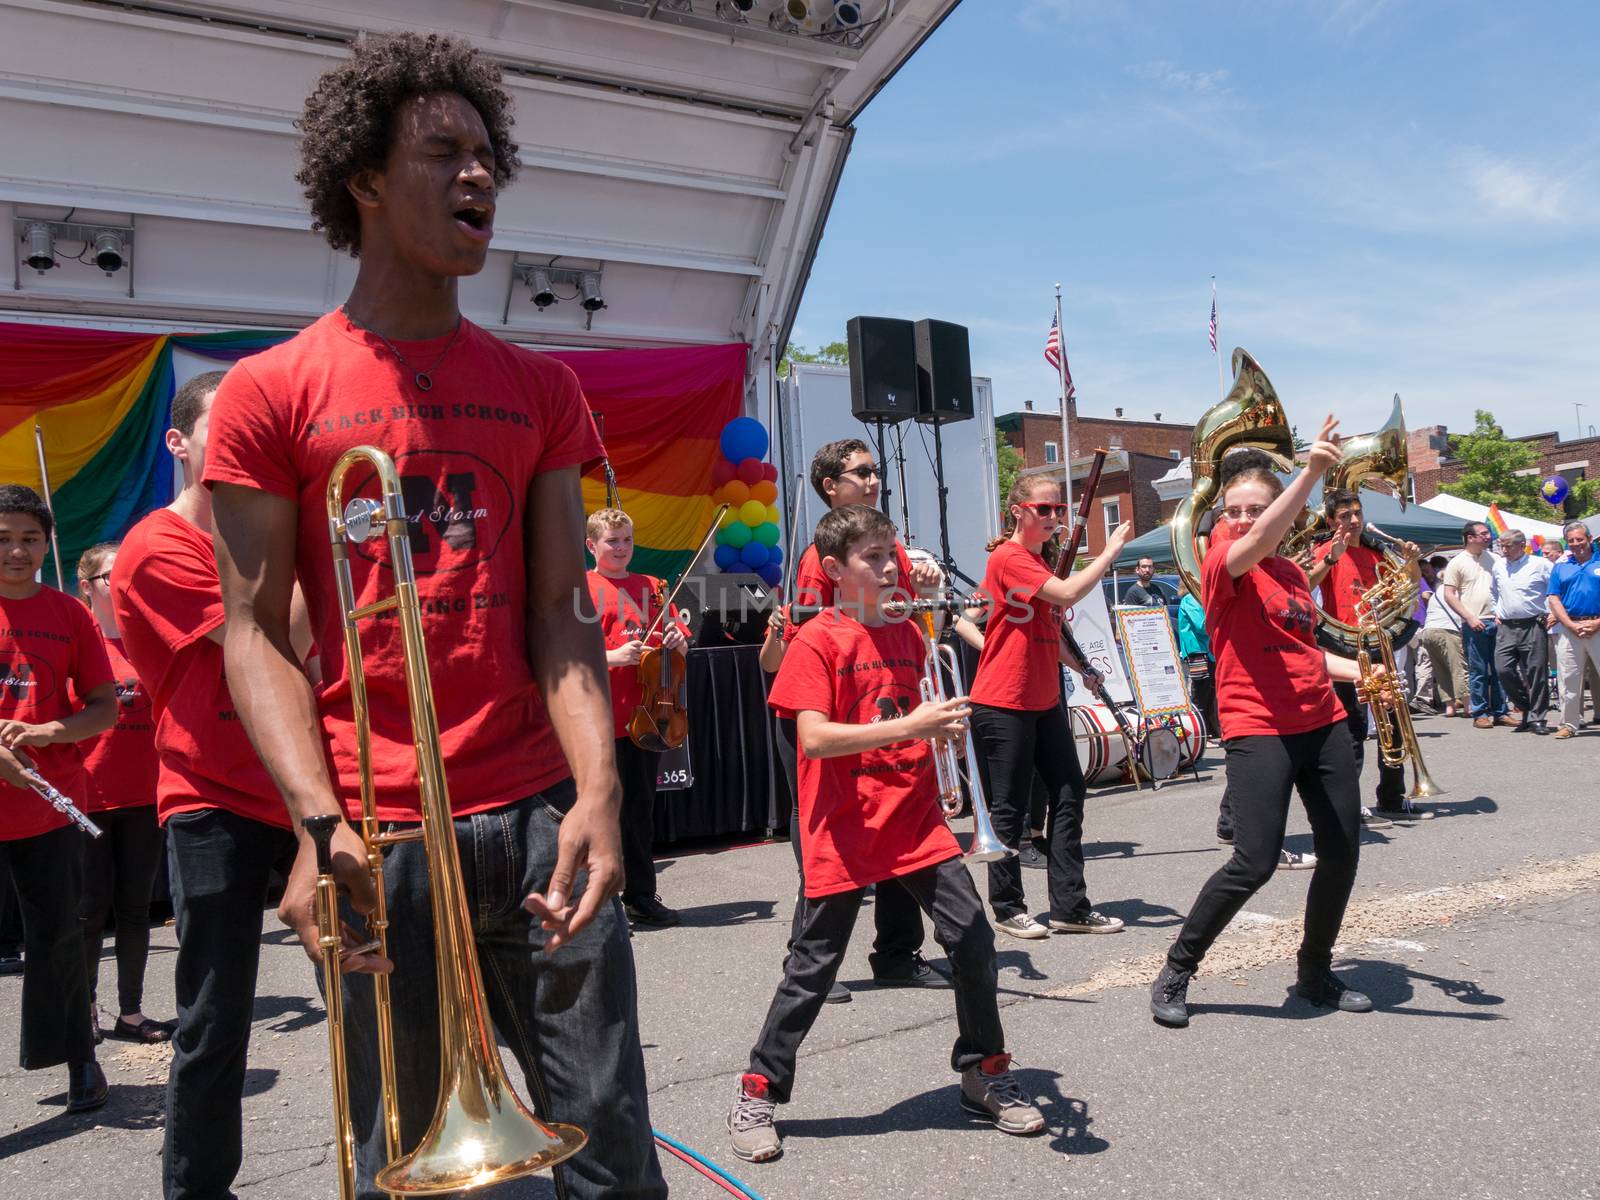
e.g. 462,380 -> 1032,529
3,711 -> 1598,1199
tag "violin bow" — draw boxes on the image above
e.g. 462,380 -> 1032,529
642,502 -> 733,642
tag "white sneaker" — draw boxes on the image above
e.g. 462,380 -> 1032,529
992,913 -> 1050,940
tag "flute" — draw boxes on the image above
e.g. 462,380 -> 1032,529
20,766 -> 103,838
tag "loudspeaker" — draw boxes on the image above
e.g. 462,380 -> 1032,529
914,319 -> 973,424
847,316 -> 918,424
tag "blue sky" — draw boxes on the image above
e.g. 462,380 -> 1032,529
791,0 -> 1600,443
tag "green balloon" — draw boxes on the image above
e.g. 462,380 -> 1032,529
715,524 -> 734,546
723,521 -> 753,548
754,522 -> 780,546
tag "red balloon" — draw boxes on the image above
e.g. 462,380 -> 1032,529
711,460 -> 736,487
737,457 -> 764,485
760,462 -> 779,482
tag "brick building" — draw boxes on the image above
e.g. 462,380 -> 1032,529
1409,423 -> 1600,518
996,399 -> 1196,555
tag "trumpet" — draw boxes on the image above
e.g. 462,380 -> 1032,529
1353,586 -> 1445,800
915,607 -> 1013,864
307,446 -> 585,1198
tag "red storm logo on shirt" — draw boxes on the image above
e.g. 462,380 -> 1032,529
346,449 -> 515,576
0,655 -> 56,704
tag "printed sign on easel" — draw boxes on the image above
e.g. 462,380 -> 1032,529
1113,606 -> 1191,718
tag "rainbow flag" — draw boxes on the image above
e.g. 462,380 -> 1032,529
1485,503 -> 1511,539
1,321 -> 744,588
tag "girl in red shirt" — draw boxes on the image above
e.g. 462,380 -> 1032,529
968,476 -> 1130,940
75,542 -> 172,1045
1152,415 -> 1375,1028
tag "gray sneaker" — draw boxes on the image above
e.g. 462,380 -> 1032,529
959,1054 -> 1045,1134
727,1074 -> 782,1162
993,912 -> 1050,939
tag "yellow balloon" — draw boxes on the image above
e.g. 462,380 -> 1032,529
740,499 -> 768,526
717,507 -> 738,528
765,504 -> 781,525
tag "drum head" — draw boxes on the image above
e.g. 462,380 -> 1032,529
1139,727 -> 1182,780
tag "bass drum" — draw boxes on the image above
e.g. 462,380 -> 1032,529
1070,703 -> 1129,786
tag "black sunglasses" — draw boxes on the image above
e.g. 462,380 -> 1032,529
1020,503 -> 1071,518
833,465 -> 881,481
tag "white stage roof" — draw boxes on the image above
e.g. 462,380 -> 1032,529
2,0 -> 960,392
1421,492 -> 1566,541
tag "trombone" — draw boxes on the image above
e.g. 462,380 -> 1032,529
914,604 -> 1013,864
1352,571 -> 1446,801
306,446 -> 585,1197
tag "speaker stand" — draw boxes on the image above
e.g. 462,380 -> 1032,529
871,418 -> 892,518
891,422 -> 913,541
929,416 -> 963,586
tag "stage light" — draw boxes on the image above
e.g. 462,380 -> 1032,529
827,1 -> 862,30
579,271 -> 606,313
92,229 -> 126,274
22,223 -> 55,272
529,267 -> 556,309
715,0 -> 757,21
770,0 -> 808,30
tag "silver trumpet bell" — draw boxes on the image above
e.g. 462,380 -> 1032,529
917,613 -> 1014,864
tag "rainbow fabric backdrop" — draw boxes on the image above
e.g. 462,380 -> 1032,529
0,320 -> 744,587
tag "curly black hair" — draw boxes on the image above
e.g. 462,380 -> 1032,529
296,31 -> 521,255
0,485 -> 53,538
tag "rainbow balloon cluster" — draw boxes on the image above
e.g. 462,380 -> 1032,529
711,417 -> 782,587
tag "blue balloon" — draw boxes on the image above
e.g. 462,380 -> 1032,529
713,544 -> 741,570
1541,474 -> 1570,507
719,417 -> 769,465
739,541 -> 770,569
756,563 -> 782,587
766,543 -> 783,568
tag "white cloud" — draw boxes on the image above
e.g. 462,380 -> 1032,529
1128,61 -> 1232,95
1464,154 -> 1571,224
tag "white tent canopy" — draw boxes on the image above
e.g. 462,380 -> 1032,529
1421,491 -> 1567,541
1,0 -> 960,399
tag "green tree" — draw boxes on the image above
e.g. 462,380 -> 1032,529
778,340 -> 849,378
995,426 -> 1024,517
1449,410 -> 1600,519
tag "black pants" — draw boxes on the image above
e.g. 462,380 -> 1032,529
1495,616 -> 1550,722
775,716 -> 924,972
1170,722 -> 1360,975
748,857 -> 1002,1103
163,807 -> 298,1200
79,804 -> 164,1015
614,737 -> 662,903
0,867 -> 22,955
970,702 -> 1091,922
0,823 -> 96,1069
1332,680 -> 1405,810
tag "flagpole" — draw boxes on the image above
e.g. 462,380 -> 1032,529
1054,283 -> 1074,514
1212,277 -> 1226,403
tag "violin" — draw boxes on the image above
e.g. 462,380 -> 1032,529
628,579 -> 688,752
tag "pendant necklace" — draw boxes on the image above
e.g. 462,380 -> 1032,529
342,305 -> 463,392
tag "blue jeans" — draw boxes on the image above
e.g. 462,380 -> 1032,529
1462,623 -> 1507,717
339,782 -> 665,1200
163,807 -> 299,1200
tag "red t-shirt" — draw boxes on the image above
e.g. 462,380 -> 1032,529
1203,527 -> 1343,739
80,634 -> 158,813
0,588 -> 113,841
202,309 -> 603,822
767,612 -> 958,897
1313,541 -> 1380,627
781,540 -> 916,642
111,509 -> 289,828
587,570 -> 673,740
969,541 -> 1062,711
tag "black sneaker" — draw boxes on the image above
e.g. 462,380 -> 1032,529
623,895 -> 680,928
872,951 -> 950,989
0,950 -> 21,976
66,1061 -> 108,1114
1359,807 -> 1393,830
1216,828 -> 1234,845
823,981 -> 852,1004
1296,969 -> 1373,1013
1376,802 -> 1436,822
1048,910 -> 1125,934
1017,841 -> 1048,870
1150,963 -> 1193,1027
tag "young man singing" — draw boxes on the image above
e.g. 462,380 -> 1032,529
203,34 -> 663,1198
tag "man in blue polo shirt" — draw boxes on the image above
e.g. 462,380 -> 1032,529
1547,521 -> 1600,739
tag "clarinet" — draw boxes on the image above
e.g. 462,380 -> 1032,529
20,766 -> 103,838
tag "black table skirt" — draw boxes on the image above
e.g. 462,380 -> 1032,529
652,645 -> 791,844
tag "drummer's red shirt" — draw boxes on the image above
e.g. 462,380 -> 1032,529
0,587 -> 113,841
203,309 -> 603,822
111,509 -> 289,828
781,541 -> 915,642
969,541 -> 1062,711
588,569 -> 664,740
768,611 -> 957,897
1313,541 -> 1381,627
1204,526 -> 1343,740
80,634 -> 158,814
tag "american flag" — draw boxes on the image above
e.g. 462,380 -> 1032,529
1044,313 -> 1075,399
1208,292 -> 1218,353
